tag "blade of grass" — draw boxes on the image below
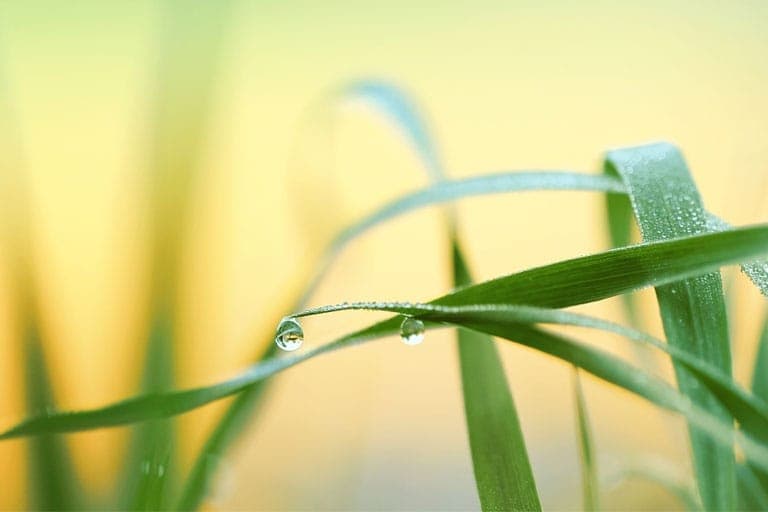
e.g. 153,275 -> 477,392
121,1 -> 234,509
4,225 -> 768,438
574,369 -> 599,512
740,308 -> 768,509
24,326 -> 81,511
453,239 -> 541,511
0,53 -> 80,510
606,142 -> 736,510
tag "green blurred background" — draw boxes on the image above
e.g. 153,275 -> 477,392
0,1 -> 767,509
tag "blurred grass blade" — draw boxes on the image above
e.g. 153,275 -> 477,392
741,308 -> 768,508
609,466 -> 701,511
4,225 -> 768,438
752,309 -> 768,401
453,239 -> 541,511
339,81 -> 445,181
574,369 -> 599,512
124,1 -> 234,509
737,463 -> 768,510
606,142 -> 736,510
24,327 -> 80,511
334,171 -> 625,248
1,55 -> 80,510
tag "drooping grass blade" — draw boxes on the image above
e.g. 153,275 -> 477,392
4,226 -> 768,439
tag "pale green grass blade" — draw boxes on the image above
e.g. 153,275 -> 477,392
609,466 -> 701,511
606,142 -> 736,510
123,1 -> 234,508
453,240 -> 541,511
3,226 -> 768,438
574,369 -> 599,512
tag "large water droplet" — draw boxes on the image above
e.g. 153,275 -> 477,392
400,317 -> 425,346
275,317 -> 304,351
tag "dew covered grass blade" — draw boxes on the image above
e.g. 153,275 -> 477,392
606,142 -> 736,510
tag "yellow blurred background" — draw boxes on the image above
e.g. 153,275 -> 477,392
0,1 -> 767,509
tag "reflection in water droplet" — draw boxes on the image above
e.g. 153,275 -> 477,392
400,317 -> 425,346
275,317 -> 304,351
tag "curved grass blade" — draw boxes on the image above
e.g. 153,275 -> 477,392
177,80 -> 448,510
606,142 -> 736,510
179,83 -> 617,509
574,369 -> 599,512
453,240 -> 541,511
4,225 -> 768,437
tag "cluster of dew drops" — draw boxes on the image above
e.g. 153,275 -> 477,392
274,315 -> 425,352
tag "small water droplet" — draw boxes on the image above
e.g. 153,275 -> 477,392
400,317 -> 425,346
141,460 -> 151,475
275,317 -> 304,352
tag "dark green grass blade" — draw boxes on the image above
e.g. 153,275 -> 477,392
453,240 -> 541,511
606,142 -> 736,510
4,226 -> 768,439
574,369 -> 599,512
24,326 -> 80,511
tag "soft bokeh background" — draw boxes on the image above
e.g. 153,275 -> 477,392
1,1 -> 767,510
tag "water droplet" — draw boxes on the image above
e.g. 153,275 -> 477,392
275,317 -> 304,351
400,317 -> 425,346
141,460 -> 151,475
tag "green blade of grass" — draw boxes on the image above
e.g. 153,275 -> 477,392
606,142 -> 736,510
3,225 -> 768,438
574,369 -> 599,512
453,239 -> 541,511
1,54 -> 80,510
122,1 -> 234,509
24,326 -> 80,511
288,301 -> 768,447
